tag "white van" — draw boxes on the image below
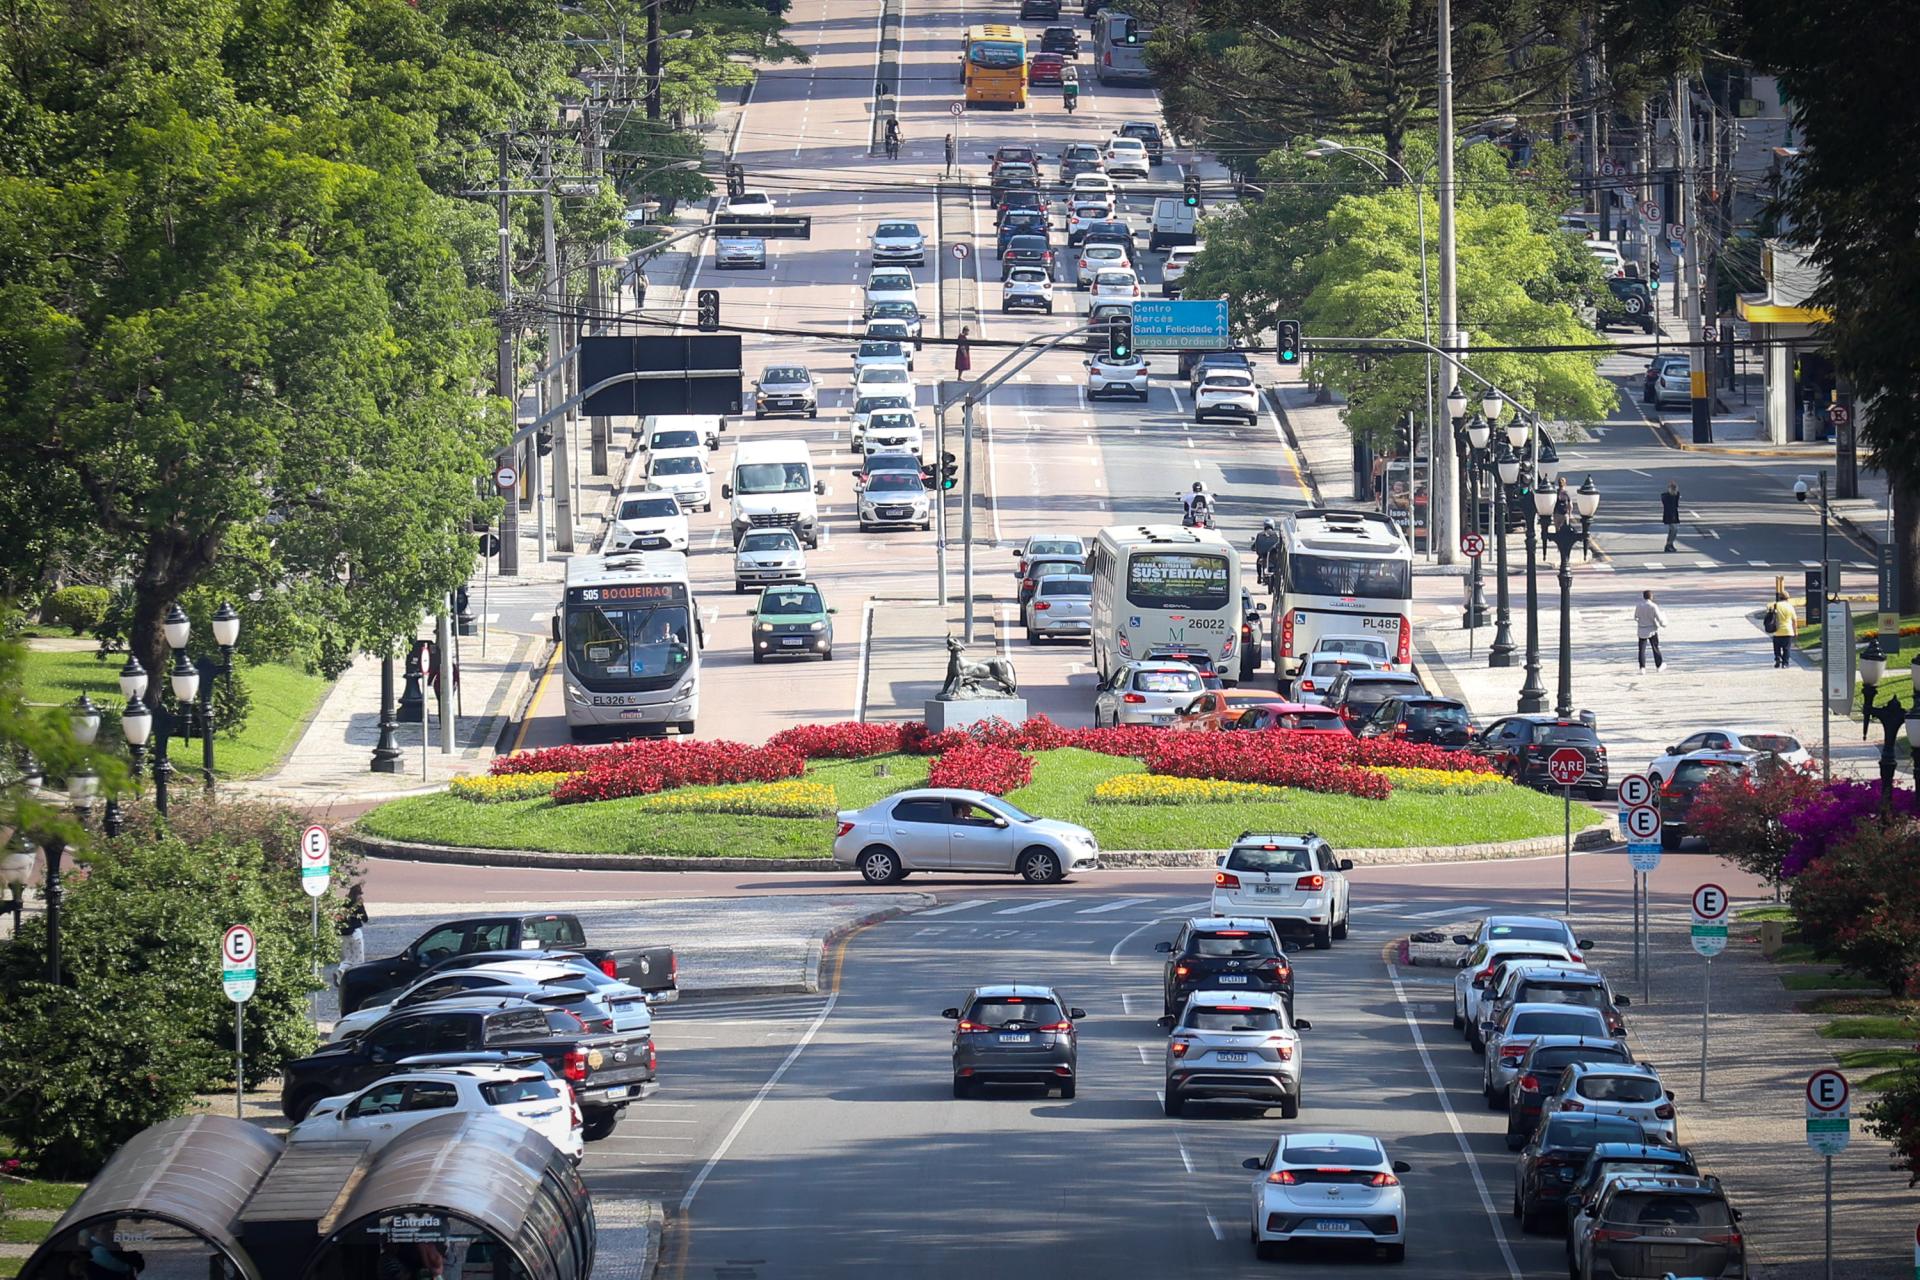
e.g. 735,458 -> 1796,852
641,414 -> 722,459
1147,197 -> 1198,251
722,439 -> 826,548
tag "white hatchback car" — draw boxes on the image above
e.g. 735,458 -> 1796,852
1162,245 -> 1201,296
1076,242 -> 1132,286
852,339 -> 911,377
1090,268 -> 1142,302
1067,201 -> 1113,240
1103,136 -> 1151,178
1210,833 -> 1352,950
852,363 -> 914,405
1093,661 -> 1207,727
1246,1133 -> 1410,1262
644,447 -> 711,512
291,1065 -> 584,1163
607,489 -> 688,554
1196,370 -> 1259,422
1452,938 -> 1579,1034
734,527 -> 807,593
1003,265 -> 1055,313
860,409 -> 923,457
1644,726 -> 1812,784
1071,173 -> 1117,200
864,269 -> 918,315
1085,353 -> 1150,400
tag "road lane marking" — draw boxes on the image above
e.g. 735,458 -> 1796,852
1403,904 -> 1487,920
1178,1141 -> 1195,1174
995,898 -> 1070,915
919,899 -> 992,917
854,599 -> 875,719
1137,1044 -> 1154,1065
1385,958 -> 1525,1280
1205,1212 -> 1225,1241
1078,897 -> 1155,914
1110,915 -> 1173,965
1345,902 -> 1408,915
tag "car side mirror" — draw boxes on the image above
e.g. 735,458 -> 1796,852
1578,939 -> 1595,950
1614,994 -> 1631,1006
1242,1157 -> 1263,1170
991,817 -> 1009,828
1068,1007 -> 1087,1020
1665,1088 -> 1676,1101
1731,1208 -> 1743,1222
1153,941 -> 1173,953
1665,744 -> 1678,754
1391,1160 -> 1411,1174
1155,1014 -> 1175,1029
814,480 -> 827,496
366,1044 -> 390,1063
1338,859 -> 1354,871
1451,934 -> 1473,946
1471,977 -> 1488,990
826,607 -> 837,615
1293,1018 -> 1311,1030
940,1007 -> 959,1019
721,484 -> 734,499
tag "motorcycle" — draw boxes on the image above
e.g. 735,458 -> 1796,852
1180,496 -> 1216,530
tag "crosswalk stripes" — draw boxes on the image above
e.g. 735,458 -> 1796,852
1402,903 -> 1487,920
994,898 -> 1071,915
917,899 -> 991,917
1344,902 -> 1408,916
1075,897 -> 1156,915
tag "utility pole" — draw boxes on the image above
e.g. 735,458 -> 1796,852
645,0 -> 663,121
541,132 -> 574,553
1432,0 -> 1461,567
496,133 -> 521,577
584,99 -> 611,478
1676,76 -> 1712,443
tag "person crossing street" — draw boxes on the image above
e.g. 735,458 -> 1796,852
1634,589 -> 1669,672
1660,480 -> 1681,553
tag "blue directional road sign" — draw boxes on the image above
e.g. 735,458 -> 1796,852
1129,299 -> 1229,351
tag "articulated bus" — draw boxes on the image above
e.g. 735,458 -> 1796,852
1089,524 -> 1243,683
558,551 -> 701,737
1268,508 -> 1414,689
962,24 -> 1029,108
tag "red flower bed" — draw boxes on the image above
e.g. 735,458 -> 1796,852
1058,724 -> 1183,758
928,743 -> 1034,795
552,763 -> 666,805
513,738 -> 805,805
767,721 -> 905,760
1139,734 -> 1391,799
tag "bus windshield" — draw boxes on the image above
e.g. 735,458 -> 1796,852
1127,553 -> 1230,610
1287,554 -> 1411,600
566,599 -> 693,689
969,40 -> 1025,68
736,462 -> 813,494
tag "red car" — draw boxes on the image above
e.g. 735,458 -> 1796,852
1027,52 -> 1068,85
1225,702 -> 1352,735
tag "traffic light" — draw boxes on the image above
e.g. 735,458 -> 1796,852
536,428 -> 554,457
697,289 -> 720,331
1107,313 -> 1134,363
1122,17 -> 1140,43
1183,175 -> 1200,209
725,164 -> 745,201
1395,412 -> 1412,456
939,451 -> 959,491
1276,319 -> 1301,366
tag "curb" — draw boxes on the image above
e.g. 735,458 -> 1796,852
1264,387 -> 1326,506
342,827 -> 1612,871
1652,417 -> 1835,460
868,0 -> 902,156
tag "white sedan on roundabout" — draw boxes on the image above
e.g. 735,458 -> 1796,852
1245,1132 -> 1410,1262
833,788 -> 1101,885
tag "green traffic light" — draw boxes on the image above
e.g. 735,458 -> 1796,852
942,477 -> 957,491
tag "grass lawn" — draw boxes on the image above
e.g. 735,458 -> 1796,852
0,1173 -> 84,1261
1736,904 -> 1795,923
358,747 -> 1593,857
1819,1014 -> 1916,1040
1835,1046 -> 1914,1091
18,648 -> 330,779
1781,970 -> 1889,992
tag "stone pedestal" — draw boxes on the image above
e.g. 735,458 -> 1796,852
924,697 -> 1028,733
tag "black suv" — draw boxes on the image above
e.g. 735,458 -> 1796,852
1157,917 -> 1294,1017
1355,694 -> 1472,748
1595,276 -> 1656,334
1574,1175 -> 1745,1279
1514,1112 -> 1645,1232
1114,121 -> 1165,165
1000,234 -> 1054,279
1472,713 -> 1610,798
1659,750 -> 1759,849
1019,0 -> 1061,18
1503,1036 -> 1636,1150
1040,26 -> 1080,57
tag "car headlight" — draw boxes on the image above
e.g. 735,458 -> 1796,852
756,622 -> 774,633
808,620 -> 826,632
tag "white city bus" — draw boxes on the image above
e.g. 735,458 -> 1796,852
1268,508 -> 1414,688
1089,524 -> 1243,682
557,552 -> 701,737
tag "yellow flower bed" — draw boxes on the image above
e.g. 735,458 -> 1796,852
634,779 -> 836,818
1091,774 -> 1289,805
449,771 -> 575,803
1367,766 -> 1505,794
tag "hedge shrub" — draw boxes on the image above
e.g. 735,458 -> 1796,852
45,586 -> 109,636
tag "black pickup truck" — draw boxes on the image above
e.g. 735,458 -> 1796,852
281,997 -> 656,1140
338,912 -> 676,1015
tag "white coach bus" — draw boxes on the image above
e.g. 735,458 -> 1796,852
1268,508 -> 1414,689
1089,524 -> 1243,683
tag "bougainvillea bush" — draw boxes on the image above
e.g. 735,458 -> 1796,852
1788,819 -> 1920,995
1685,763 -> 1824,886
1780,779 -> 1917,876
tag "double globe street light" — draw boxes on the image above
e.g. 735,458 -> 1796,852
1447,385 -> 1506,640
1856,641 -> 1920,809
163,602 -> 242,794
1533,475 -> 1601,717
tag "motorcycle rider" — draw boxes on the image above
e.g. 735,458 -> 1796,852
1181,481 -> 1213,526
1251,518 -> 1280,585
1063,67 -> 1079,113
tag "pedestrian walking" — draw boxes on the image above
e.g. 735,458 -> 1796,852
1764,588 -> 1798,667
1660,480 -> 1681,553
333,882 -> 367,985
1634,589 -> 1668,671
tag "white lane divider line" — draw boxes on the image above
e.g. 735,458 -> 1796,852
1345,902 -> 1408,915
1387,962 -> 1525,1279
1078,897 -> 1156,915
995,898 -> 1071,915
1403,903 -> 1487,920
1178,1142 -> 1196,1174
1137,1044 -> 1154,1065
918,899 -> 991,917
1205,1212 -> 1225,1241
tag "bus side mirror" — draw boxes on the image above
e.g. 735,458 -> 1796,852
550,615 -> 560,642
814,480 -> 827,496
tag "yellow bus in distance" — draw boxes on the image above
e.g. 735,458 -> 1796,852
962,24 -> 1028,108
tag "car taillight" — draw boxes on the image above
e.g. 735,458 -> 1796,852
1662,783 -> 1678,796
562,1008 -> 590,1030
957,1020 -> 992,1033
1394,722 -> 1408,735
669,952 -> 678,982
1257,958 -> 1289,974
1037,1020 -> 1074,1033
1655,1102 -> 1675,1119
599,958 -> 617,978
1597,745 -> 1608,756
1559,1099 -> 1583,1111
1104,50 -> 1112,65
1269,1042 -> 1293,1061
563,1050 -> 587,1083
1123,693 -> 1146,703
836,821 -> 855,837
1589,1228 -> 1635,1243
1296,874 -> 1325,891
1174,963 -> 1190,978
1518,1075 -> 1538,1092
1034,601 -> 1051,610
1701,1232 -> 1742,1247
1280,610 -> 1295,657
1021,578 -> 1035,593
648,1041 -> 657,1071
1265,1169 -> 1298,1184
1298,678 -> 1314,692
1215,871 -> 1241,890
1170,1039 -> 1191,1057
1476,966 -> 1497,982
1369,1172 -> 1399,1187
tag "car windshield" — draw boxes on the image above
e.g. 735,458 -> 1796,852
860,367 -> 908,385
1577,1074 -> 1664,1103
1039,578 -> 1090,598
868,412 -> 916,431
1511,1009 -> 1608,1037
1135,669 -> 1202,693
1278,711 -> 1342,730
740,531 -> 800,553
867,325 -> 909,341
1317,636 -> 1389,660
1545,1116 -> 1643,1148
763,367 -> 808,384
1226,846 -> 1311,873
877,223 -> 921,237
965,996 -> 1062,1027
1404,703 -> 1469,728
1087,245 -> 1123,258
1539,723 -> 1599,745
1191,931 -> 1278,958
1095,271 -> 1133,286
868,474 -> 919,492
869,275 -> 912,292
1029,560 -> 1079,579
480,1077 -> 561,1106
618,497 -> 680,520
566,591 -> 693,689
735,462 -> 813,494
872,303 -> 918,320
1606,1192 -> 1732,1228
1203,374 -> 1253,389
651,456 -> 701,476
1027,539 -> 1081,556
1109,138 -> 1144,152
1185,1006 -> 1282,1032
650,430 -> 700,450
761,588 -> 823,615
1283,1142 -> 1378,1166
857,396 -> 911,414
1530,1044 -> 1631,1075
1738,733 -> 1800,753
1287,554 -> 1411,599
1488,922 -> 1570,944
1010,270 -> 1048,283
1310,658 -> 1374,678
1009,237 -> 1048,252
858,342 -> 901,358
1127,552 -> 1230,610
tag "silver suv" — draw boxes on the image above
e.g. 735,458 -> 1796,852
942,984 -> 1086,1098
1159,990 -> 1308,1118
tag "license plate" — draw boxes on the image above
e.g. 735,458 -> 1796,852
603,1086 -> 630,1101
779,637 -> 804,647
1217,975 -> 1248,984
999,1034 -> 1031,1044
1253,884 -> 1287,895
1214,1051 -> 1247,1062
1651,1246 -> 1689,1262
1313,1221 -> 1352,1233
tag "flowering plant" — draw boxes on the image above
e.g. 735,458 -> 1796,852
1090,774 -> 1288,805
927,743 -> 1033,795
1137,735 -> 1392,799
767,722 -> 905,760
635,780 -> 836,818
449,772 -> 575,803
1781,780 -> 1917,876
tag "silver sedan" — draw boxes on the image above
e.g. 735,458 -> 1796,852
833,789 -> 1101,884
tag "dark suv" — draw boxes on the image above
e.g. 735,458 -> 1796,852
1659,750 -> 1759,848
1563,1142 -> 1700,1248
1504,1036 -> 1636,1150
942,984 -> 1085,1098
1001,234 -> 1054,279
1325,669 -> 1426,727
1157,917 -> 1294,1017
1356,694 -> 1473,748
1515,1113 -> 1645,1232
1572,1174 -> 1746,1279
1040,25 -> 1080,57
1472,714 -> 1610,798
1596,277 -> 1656,334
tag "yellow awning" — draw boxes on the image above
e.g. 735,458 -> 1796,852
1738,296 -> 1829,324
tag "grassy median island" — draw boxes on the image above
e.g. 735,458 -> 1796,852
356,746 -> 1593,857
